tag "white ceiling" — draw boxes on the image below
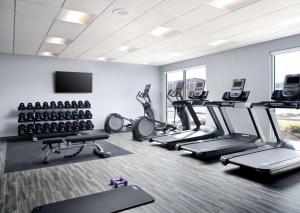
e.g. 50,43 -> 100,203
1,0 -> 300,65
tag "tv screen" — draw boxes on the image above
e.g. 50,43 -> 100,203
55,71 -> 92,93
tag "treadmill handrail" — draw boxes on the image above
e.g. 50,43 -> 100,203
205,101 -> 252,108
252,101 -> 300,109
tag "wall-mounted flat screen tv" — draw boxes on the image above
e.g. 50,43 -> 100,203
55,71 -> 93,93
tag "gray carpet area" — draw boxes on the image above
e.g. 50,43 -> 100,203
5,139 -> 132,173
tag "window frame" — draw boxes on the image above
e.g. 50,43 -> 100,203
164,65 -> 206,122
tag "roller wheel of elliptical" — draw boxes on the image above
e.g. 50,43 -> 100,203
132,116 -> 155,141
105,113 -> 125,133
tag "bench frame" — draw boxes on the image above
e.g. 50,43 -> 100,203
41,135 -> 111,163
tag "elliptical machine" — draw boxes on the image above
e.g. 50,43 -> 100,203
132,81 -> 190,141
104,85 -> 154,133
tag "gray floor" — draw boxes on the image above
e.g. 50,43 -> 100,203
1,133 -> 300,213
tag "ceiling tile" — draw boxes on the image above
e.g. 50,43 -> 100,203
48,20 -> 86,39
0,31 -> 13,53
0,12 -> 14,32
0,0 -> 14,13
155,0 -> 211,17
15,33 -> 45,54
64,0 -> 113,15
125,34 -> 162,49
134,8 -> 177,27
19,0 -> 65,8
165,5 -> 228,31
16,0 -> 60,19
15,14 -> 53,35
114,0 -> 162,10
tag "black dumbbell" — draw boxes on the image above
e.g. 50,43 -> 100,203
18,113 -> 26,122
42,102 -> 49,109
58,111 -> 65,120
86,120 -> 94,130
65,111 -> 72,120
18,103 -> 26,111
35,112 -> 43,121
50,112 -> 58,121
71,101 -> 78,108
78,110 -> 85,119
35,102 -> 42,109
85,110 -> 92,119
35,123 -> 43,134
27,124 -> 35,134
27,112 -> 35,122
65,101 -> 71,108
65,121 -> 73,131
79,120 -> 86,130
78,100 -> 84,108
58,122 -> 66,132
71,110 -> 79,119
18,124 -> 27,135
57,101 -> 64,108
43,123 -> 51,133
72,121 -> 80,131
50,122 -> 58,133
27,103 -> 34,110
43,112 -> 50,121
84,100 -> 91,108
50,101 -> 56,108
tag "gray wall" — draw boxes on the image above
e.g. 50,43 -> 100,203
0,53 -> 160,137
160,34 -> 300,138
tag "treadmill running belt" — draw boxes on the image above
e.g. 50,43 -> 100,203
32,185 -> 155,213
152,130 -> 209,144
181,139 -> 248,152
228,148 -> 300,169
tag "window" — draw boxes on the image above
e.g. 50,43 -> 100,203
166,66 -> 206,128
273,48 -> 300,142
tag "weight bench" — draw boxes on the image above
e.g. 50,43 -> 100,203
32,185 -> 155,213
41,133 -> 111,163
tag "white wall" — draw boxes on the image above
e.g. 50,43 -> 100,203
160,34 -> 300,139
0,53 -> 160,137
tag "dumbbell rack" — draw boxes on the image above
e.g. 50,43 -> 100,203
18,102 -> 93,142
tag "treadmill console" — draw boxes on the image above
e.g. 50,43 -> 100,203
222,79 -> 249,102
283,74 -> 300,98
229,79 -> 246,98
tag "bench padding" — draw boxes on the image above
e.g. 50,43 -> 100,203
43,138 -> 64,145
65,133 -> 109,143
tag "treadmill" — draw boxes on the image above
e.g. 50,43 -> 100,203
149,79 -> 224,149
176,79 -> 264,157
221,74 -> 300,175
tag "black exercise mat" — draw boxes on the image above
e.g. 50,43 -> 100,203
32,185 -> 155,213
5,140 -> 132,173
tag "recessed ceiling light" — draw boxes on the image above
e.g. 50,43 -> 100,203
45,37 -> 71,45
119,46 -> 130,51
209,39 -> 229,46
39,52 -> 58,57
112,8 -> 129,16
97,57 -> 113,61
98,56 -> 107,61
57,9 -> 94,25
119,46 -> 138,52
170,52 -> 182,57
208,0 -> 260,11
277,17 -> 300,27
149,27 -> 180,38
